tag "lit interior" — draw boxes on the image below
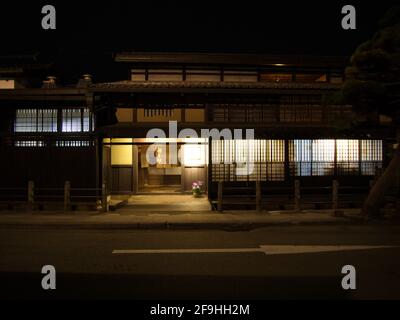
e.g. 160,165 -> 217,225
111,138 -> 133,165
183,144 -> 206,167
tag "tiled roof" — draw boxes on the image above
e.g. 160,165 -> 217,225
91,80 -> 341,91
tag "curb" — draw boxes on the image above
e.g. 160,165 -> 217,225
0,218 -> 365,231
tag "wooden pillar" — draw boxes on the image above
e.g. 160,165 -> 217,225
217,181 -> 223,212
256,181 -> 262,212
332,180 -> 344,217
181,108 -> 186,123
27,181 -> 34,211
207,137 -> 212,202
64,181 -> 71,212
284,140 -> 290,182
204,103 -> 210,122
132,108 -> 138,123
294,180 -> 301,212
332,180 -> 339,211
102,183 -> 109,212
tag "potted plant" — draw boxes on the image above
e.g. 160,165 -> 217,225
192,181 -> 203,198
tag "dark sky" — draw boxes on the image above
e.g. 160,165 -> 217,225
1,0 -> 398,82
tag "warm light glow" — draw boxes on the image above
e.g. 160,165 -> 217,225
211,140 -> 286,181
111,138 -> 133,165
133,138 -> 207,144
156,147 -> 163,165
313,140 -> 335,161
337,140 -> 359,161
0,79 -> 15,89
183,144 -> 206,167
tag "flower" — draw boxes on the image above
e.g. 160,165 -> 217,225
192,181 -> 202,197
192,181 -> 203,188
192,181 -> 203,198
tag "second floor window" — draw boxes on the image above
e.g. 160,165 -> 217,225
62,108 -> 91,132
14,108 -> 93,133
14,109 -> 57,132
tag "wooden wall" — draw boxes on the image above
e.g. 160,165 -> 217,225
182,166 -> 207,191
0,146 -> 97,189
111,166 -> 133,194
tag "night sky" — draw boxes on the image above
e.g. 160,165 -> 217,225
1,0 -> 398,82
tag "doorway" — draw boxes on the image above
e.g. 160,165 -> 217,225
104,138 -> 208,195
137,144 -> 182,193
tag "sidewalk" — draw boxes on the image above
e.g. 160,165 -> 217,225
0,209 -> 378,230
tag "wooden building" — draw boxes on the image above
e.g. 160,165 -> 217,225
0,52 -> 392,209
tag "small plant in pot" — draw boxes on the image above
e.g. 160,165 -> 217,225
192,181 -> 203,198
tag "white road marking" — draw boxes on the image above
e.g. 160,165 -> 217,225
113,248 -> 261,254
259,245 -> 396,255
112,245 -> 397,255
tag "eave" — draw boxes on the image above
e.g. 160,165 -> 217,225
97,122 -> 392,139
90,81 -> 342,95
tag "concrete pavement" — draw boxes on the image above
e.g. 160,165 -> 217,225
0,208 -> 388,230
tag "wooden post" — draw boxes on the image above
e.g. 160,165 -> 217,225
294,180 -> 301,212
332,180 -> 344,217
102,183 -> 109,212
64,181 -> 71,212
27,180 -> 34,211
332,180 -> 339,211
256,181 -> 262,212
217,181 -> 223,212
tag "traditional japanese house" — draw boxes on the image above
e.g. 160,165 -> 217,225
0,52 -> 391,210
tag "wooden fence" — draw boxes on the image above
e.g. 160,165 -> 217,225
212,179 -> 374,213
0,181 -> 108,212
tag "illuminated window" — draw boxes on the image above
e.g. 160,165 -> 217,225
14,109 -> 57,132
212,140 -> 285,181
55,140 -> 92,147
14,140 -> 45,147
361,140 -> 383,175
83,108 -> 91,131
290,139 -> 311,176
337,140 -> 359,175
290,139 -> 383,176
0,79 -> 15,89
62,108 -> 91,132
265,140 -> 285,181
290,140 -> 335,176
183,144 -> 206,167
213,139 -> 383,181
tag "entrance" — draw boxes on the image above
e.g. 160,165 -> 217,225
103,138 -> 208,195
137,144 -> 182,193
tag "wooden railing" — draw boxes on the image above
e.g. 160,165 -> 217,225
212,180 -> 372,213
0,181 -> 109,212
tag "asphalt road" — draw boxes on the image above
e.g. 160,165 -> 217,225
1,225 -> 400,300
